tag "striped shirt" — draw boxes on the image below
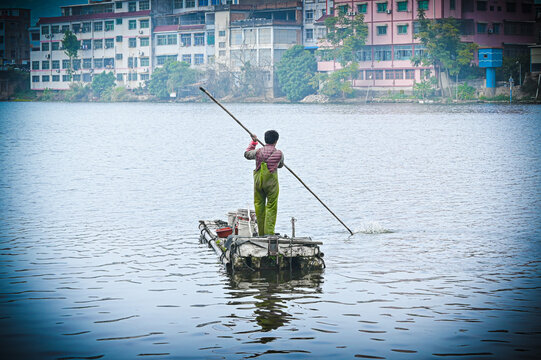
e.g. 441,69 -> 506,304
244,141 -> 284,173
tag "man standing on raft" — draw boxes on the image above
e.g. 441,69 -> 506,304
244,130 -> 284,236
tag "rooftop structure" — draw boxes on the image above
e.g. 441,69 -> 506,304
0,8 -> 31,67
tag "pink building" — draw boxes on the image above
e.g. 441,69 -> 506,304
317,0 -> 537,89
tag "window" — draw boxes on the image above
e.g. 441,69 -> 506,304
61,25 -> 69,33
42,75 -> 50,82
42,60 -> 49,70
374,70 -> 383,79
194,33 -> 204,46
477,23 -> 487,33
385,70 -> 395,79
83,58 -> 92,69
477,1 -> 487,11
105,21 -> 114,31
377,25 -> 387,35
219,30 -> 226,37
73,74 -> 81,81
72,23 -> 81,33
158,34 -> 177,45
492,23 -> 500,34
82,73 -> 92,82
128,73 -> 138,81
182,54 -> 191,64
357,46 -> 372,61
418,0 -> 429,11
174,0 -> 183,9
32,61 -> 39,70
140,37 -> 149,46
397,24 -> 408,34
194,53 -> 204,65
116,35 -> 123,42
139,0 -> 150,10
357,3 -> 367,13
405,69 -> 415,79
94,22 -> 103,31
306,29 -> 314,40
129,37 -> 136,47
82,22 -> 91,32
186,0 -> 196,7
52,42 -> 60,51
377,2 -> 387,12
394,69 -> 404,79
305,10 -> 314,21
450,0 -> 455,10
116,53 -> 123,60
62,74 -> 70,81
116,18 -> 122,25
94,58 -> 103,68
397,1 -> 408,12
504,21 -> 534,35
73,59 -> 81,70
51,25 -> 60,34
129,20 -> 137,29
62,59 -> 70,69
414,44 -> 426,57
94,39 -> 103,49
218,50 -> 225,57
374,45 -> 392,61
117,73 -> 124,81
82,39 -> 92,50
42,42 -> 49,51
140,19 -> 149,28
116,1 -> 122,9
105,38 -> 114,48
140,57 -> 149,66
181,34 -> 191,46
156,55 -> 177,65
140,73 -> 149,81
413,21 -> 420,34
522,3 -> 532,13
157,35 -> 166,45
32,75 -> 40,82
128,2 -> 136,12
506,2 -> 515,12
41,25 -> 49,35
52,60 -> 60,69
199,0 -> 209,5
52,75 -> 60,82
338,5 -> 348,15
128,57 -> 137,68
207,31 -> 214,45
394,45 -> 412,60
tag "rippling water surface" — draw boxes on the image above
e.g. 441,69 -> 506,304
1,102 -> 540,359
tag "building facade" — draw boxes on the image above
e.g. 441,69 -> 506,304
303,0 -> 332,48
0,8 -> 31,67
319,0 -> 538,89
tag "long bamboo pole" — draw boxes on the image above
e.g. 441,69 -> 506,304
200,87 -> 354,236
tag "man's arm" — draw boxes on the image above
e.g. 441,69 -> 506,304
278,152 -> 284,168
244,134 -> 258,160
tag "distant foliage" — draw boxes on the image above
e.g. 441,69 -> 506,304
314,63 -> 359,99
147,60 -> 198,99
456,83 -> 476,100
62,30 -> 80,80
276,45 -> 317,101
413,76 -> 438,99
91,72 -> 115,98
323,13 -> 368,66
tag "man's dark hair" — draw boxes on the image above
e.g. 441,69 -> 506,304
265,130 -> 279,144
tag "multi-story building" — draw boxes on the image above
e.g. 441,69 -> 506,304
0,8 -> 31,67
31,0 -> 152,91
318,0 -> 538,89
303,0 -> 332,48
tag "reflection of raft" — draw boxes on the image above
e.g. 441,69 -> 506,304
199,209 -> 325,272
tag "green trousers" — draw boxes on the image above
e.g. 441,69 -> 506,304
253,162 -> 279,236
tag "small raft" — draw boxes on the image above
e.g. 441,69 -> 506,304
199,209 -> 325,272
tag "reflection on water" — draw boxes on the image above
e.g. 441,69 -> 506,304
0,102 -> 540,359
227,270 -> 323,333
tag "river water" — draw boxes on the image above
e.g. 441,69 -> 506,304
0,102 -> 540,359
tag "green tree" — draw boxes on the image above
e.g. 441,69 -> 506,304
91,71 -> 115,98
323,13 -> 368,66
412,9 -> 478,95
147,60 -> 198,99
315,63 -> 359,98
276,45 -> 317,101
62,30 -> 80,81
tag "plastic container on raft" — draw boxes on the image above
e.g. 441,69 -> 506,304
216,227 -> 233,238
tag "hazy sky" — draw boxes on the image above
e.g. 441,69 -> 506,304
1,0 -> 84,24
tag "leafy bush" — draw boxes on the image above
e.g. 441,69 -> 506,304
456,83 -> 476,100
413,76 -> 437,99
64,83 -> 91,102
91,71 -> 115,98
101,86 -> 136,102
276,45 -> 317,101
315,63 -> 358,99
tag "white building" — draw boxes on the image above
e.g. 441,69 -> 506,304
31,0 -> 152,90
302,0 -> 331,49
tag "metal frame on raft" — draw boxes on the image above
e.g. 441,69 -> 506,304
198,218 -> 325,272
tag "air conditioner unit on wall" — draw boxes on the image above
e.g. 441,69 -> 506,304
386,9 -> 392,14
347,11 -> 356,16
46,54 -> 50,59
488,28 -> 493,34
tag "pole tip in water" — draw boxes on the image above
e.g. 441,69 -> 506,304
199,87 -> 206,92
